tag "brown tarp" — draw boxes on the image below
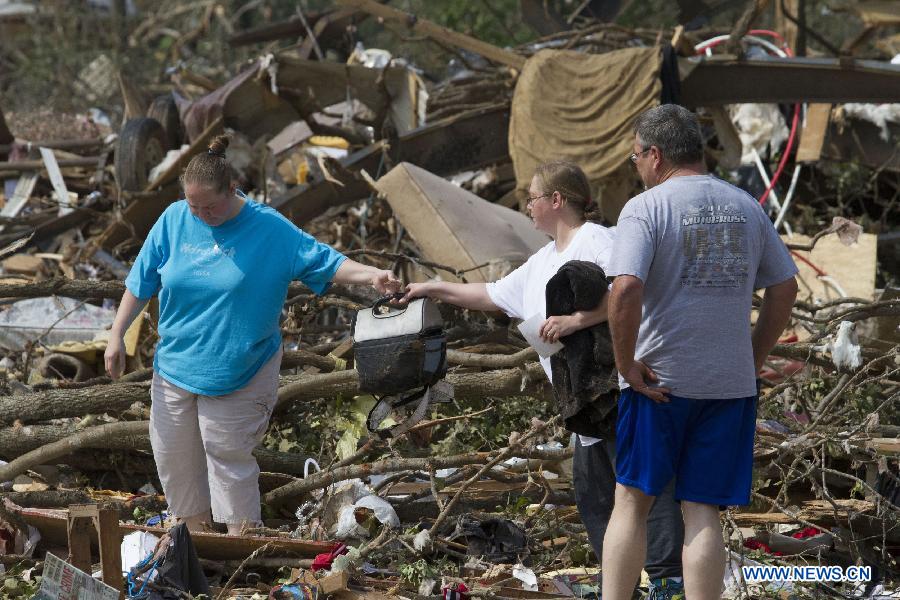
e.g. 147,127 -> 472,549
508,46 -> 662,199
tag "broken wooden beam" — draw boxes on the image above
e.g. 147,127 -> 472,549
680,55 -> 900,105
335,0 -> 526,70
0,138 -> 107,155
0,157 -> 101,172
263,445 -> 572,505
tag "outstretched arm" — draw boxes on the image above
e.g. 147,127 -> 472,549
333,259 -> 402,295
402,281 -> 500,312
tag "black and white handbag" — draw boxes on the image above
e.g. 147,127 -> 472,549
352,294 -> 448,394
352,294 -> 451,438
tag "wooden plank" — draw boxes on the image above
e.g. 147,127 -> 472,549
865,438 -> 900,455
97,508 -> 123,594
39,147 -> 74,216
774,0 -> 800,54
0,174 -> 37,234
66,505 -> 95,574
795,103 -> 831,163
17,505 -> 333,561
335,0 -> 526,70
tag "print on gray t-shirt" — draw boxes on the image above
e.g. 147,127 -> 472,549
608,175 -> 798,400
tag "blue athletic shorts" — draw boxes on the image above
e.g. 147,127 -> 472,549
615,387 -> 757,507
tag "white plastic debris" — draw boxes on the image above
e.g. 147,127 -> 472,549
354,494 -> 400,528
828,216 -> 863,246
328,481 -> 400,539
148,145 -> 189,185
137,482 -> 158,495
723,550 -> 793,598
331,545 -> 361,573
831,321 -> 862,371
120,531 -> 160,574
413,529 -> 431,551
512,564 -> 538,591
348,42 -> 392,69
418,578 -> 437,596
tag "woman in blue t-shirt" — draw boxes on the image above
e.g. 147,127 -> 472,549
104,135 -> 400,535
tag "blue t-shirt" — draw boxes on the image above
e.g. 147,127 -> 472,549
125,194 -> 346,395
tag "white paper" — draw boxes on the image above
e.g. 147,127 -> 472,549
517,313 -> 563,358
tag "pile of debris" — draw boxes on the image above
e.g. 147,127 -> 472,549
0,1 -> 898,599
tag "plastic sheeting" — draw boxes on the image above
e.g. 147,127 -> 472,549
0,297 -> 115,351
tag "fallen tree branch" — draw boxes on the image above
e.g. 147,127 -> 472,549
0,276 -> 363,303
276,363 -> 547,409
0,382 -> 149,425
430,415 -> 560,535
446,347 -> 536,368
0,421 -> 318,477
262,446 -> 572,505
0,421 -> 149,481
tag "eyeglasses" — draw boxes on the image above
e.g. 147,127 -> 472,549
527,192 -> 553,206
630,147 -> 652,163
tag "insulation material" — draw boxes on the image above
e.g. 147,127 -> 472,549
729,103 -> 790,165
842,103 -> 900,141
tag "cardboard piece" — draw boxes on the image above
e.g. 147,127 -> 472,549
2,253 -> 44,276
795,103 -> 832,163
375,162 -> 549,283
784,232 -> 877,304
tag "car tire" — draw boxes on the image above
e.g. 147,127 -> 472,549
147,93 -> 183,151
115,117 -> 168,192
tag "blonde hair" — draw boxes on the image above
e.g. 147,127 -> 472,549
533,161 -> 599,220
180,134 -> 234,193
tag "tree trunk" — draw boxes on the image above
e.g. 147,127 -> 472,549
0,383 -> 149,425
3,362 -> 548,425
0,422 -> 315,478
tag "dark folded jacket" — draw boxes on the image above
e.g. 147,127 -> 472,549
546,260 -> 618,437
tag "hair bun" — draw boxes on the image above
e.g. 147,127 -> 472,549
207,134 -> 230,159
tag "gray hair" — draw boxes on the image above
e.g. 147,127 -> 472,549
633,104 -> 704,166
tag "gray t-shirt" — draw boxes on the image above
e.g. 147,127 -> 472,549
607,174 -> 798,399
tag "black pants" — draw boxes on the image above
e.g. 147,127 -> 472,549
572,435 -> 684,580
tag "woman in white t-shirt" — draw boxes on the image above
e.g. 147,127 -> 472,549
402,160 -> 613,359
402,162 -> 686,592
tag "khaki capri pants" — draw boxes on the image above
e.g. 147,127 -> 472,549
149,348 -> 282,525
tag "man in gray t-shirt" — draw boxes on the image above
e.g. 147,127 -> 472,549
601,105 -> 798,600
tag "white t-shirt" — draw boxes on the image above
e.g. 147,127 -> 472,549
485,222 -> 615,446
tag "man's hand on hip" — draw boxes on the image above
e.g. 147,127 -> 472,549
621,360 -> 670,403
